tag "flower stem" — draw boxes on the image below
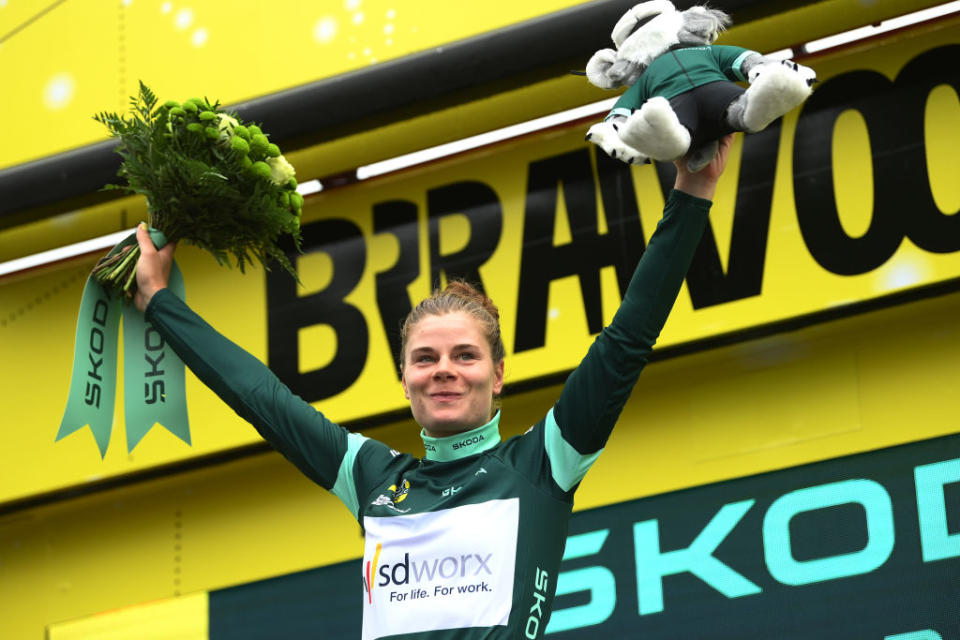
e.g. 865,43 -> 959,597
110,245 -> 140,282
121,258 -> 139,297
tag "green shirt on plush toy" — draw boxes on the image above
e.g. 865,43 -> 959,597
608,45 -> 756,116
584,1 -> 816,172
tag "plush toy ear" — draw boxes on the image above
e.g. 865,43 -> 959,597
612,0 -> 677,48
679,6 -> 732,44
586,48 -> 622,89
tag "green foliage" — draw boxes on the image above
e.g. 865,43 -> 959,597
92,81 -> 302,294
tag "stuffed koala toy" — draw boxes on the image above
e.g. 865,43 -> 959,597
585,0 -> 816,171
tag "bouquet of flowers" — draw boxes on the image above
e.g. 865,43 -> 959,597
91,82 -> 303,297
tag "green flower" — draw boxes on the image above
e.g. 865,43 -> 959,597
251,161 -> 273,181
248,125 -> 263,137
92,83 -> 303,292
287,178 -> 298,190
249,133 -> 270,156
230,136 -> 250,154
267,155 -> 296,186
266,143 -> 281,158
290,191 -> 304,210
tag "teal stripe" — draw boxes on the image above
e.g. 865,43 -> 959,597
732,50 -> 756,82
331,433 -> 369,518
543,407 -> 603,492
606,107 -> 632,121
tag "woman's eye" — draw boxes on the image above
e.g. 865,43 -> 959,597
457,352 -> 477,360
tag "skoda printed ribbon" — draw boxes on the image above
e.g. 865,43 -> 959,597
58,227 -> 190,457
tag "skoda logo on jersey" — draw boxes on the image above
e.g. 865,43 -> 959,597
363,541 -> 495,605
452,434 -> 484,450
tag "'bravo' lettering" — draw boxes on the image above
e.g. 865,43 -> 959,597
794,45 -> 960,275
264,44 -> 960,400
266,219 -> 369,402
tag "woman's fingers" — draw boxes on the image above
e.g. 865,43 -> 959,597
136,223 -> 156,255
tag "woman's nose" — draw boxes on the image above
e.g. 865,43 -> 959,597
432,356 -> 456,379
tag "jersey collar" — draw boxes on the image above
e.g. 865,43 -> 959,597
421,412 -> 502,462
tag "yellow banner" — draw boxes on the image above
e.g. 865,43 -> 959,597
0,0 -> 588,171
0,0 -> 946,174
1,20 -> 959,504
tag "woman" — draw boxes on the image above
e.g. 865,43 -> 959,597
134,135 -> 733,639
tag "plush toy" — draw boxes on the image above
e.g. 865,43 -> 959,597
584,0 -> 816,171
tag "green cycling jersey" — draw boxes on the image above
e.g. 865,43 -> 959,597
146,188 -> 713,639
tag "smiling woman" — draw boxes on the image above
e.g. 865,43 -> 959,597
131,136 -> 732,639
400,282 -> 506,437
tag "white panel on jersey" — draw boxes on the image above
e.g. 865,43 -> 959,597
361,498 -> 519,639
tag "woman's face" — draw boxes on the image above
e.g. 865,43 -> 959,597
401,311 -> 504,438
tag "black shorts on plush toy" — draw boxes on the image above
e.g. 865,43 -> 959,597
584,0 -> 817,171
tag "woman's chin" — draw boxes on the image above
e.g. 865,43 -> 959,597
422,415 -> 477,437
424,422 -> 469,437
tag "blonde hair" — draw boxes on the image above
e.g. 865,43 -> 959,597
399,280 -> 506,369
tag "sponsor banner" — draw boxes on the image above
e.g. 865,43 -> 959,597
264,30 -> 960,423
361,499 -> 519,639
205,433 -> 960,639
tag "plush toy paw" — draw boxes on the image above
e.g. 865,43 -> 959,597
741,61 -> 814,131
771,59 -> 818,86
586,121 -> 647,164
620,97 -> 691,161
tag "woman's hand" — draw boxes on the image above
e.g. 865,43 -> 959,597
673,133 -> 735,201
134,223 -> 176,312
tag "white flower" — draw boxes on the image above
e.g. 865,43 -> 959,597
266,154 -> 296,185
218,114 -> 240,140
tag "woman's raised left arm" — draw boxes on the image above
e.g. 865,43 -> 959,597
542,136 -> 733,487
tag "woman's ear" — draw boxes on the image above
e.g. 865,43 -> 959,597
401,373 -> 409,400
492,360 -> 505,396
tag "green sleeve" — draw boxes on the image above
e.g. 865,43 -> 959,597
547,189 -> 711,471
145,290 -> 355,493
712,44 -> 759,82
608,80 -> 648,119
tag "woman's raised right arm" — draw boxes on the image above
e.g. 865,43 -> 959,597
134,224 -> 357,493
